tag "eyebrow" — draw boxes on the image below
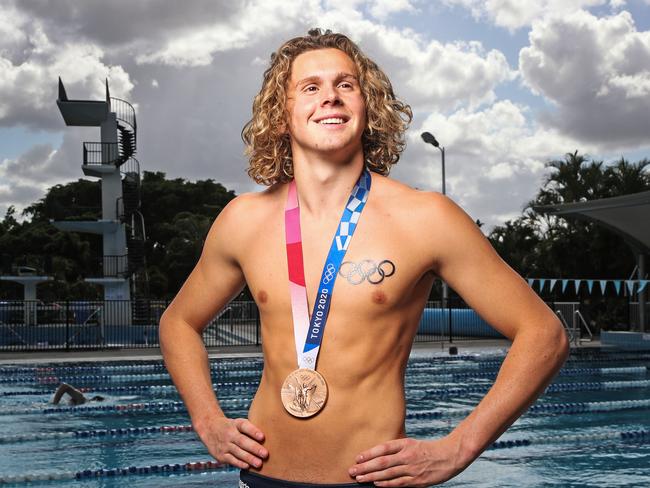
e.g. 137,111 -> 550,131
295,72 -> 358,88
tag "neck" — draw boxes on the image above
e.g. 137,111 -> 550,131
291,152 -> 365,219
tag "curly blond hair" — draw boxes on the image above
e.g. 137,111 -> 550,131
242,28 -> 412,186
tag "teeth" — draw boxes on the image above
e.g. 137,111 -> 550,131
318,118 -> 344,124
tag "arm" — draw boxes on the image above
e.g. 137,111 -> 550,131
53,383 -> 86,405
159,195 -> 268,470
350,193 -> 569,486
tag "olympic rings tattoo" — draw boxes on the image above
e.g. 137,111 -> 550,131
338,259 -> 396,285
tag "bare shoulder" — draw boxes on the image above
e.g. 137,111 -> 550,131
370,172 -> 463,224
205,184 -> 284,259
371,173 -> 485,270
217,185 -> 277,218
212,184 -> 283,228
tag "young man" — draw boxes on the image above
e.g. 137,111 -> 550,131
159,29 -> 568,487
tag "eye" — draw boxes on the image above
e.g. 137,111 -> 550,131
303,84 -> 318,93
338,81 -> 353,89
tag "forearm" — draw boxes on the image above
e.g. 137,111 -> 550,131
159,316 -> 225,428
448,321 -> 569,466
52,384 -> 67,404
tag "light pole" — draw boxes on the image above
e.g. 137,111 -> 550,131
421,131 -> 448,314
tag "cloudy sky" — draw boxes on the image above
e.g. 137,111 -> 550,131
1,0 -> 649,233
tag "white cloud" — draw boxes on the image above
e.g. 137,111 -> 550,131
391,99 -> 591,230
0,125 -> 104,219
606,72 -> 650,98
0,142 -> 60,218
43,0 -> 513,114
135,0 -> 315,66
1,0 -> 646,234
0,3 -> 133,130
519,9 -> 650,148
368,0 -> 417,20
303,10 -> 515,111
442,0 -> 608,31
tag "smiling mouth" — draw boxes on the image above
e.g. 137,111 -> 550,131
314,115 -> 350,125
318,117 -> 345,124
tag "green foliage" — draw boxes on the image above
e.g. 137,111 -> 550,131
488,152 -> 649,278
24,179 -> 102,222
0,172 -> 235,300
486,152 -> 650,330
139,171 -> 235,297
1,154 -> 648,322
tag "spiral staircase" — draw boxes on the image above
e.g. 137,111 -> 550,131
54,79 -> 149,323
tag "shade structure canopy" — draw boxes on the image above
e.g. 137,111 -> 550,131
533,190 -> 650,254
534,189 -> 649,332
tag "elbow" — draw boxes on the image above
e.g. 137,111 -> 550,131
158,311 -> 173,351
550,319 -> 570,368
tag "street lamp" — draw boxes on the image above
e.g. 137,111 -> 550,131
421,131 -> 449,322
420,132 -> 445,196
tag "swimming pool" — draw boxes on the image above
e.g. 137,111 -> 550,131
0,348 -> 648,486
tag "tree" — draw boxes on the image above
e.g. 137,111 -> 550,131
487,152 -> 650,330
0,172 -> 236,300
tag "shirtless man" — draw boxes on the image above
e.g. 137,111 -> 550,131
159,29 -> 569,487
52,383 -> 105,406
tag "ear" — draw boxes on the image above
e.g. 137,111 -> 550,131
279,117 -> 292,138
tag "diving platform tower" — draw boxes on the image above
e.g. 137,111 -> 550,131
54,79 -> 147,312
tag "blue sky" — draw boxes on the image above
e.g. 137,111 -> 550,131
1,0 -> 649,232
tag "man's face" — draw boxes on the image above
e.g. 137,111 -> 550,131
285,48 -> 366,163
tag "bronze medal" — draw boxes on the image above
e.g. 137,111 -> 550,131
281,368 -> 328,418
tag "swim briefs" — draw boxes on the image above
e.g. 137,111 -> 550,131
239,470 -> 375,487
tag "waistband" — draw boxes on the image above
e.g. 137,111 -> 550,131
239,470 -> 374,487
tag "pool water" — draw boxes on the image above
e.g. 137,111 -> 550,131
0,348 -> 649,486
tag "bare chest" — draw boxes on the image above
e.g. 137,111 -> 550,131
240,206 -> 433,321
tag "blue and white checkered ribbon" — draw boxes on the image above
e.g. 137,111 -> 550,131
301,169 -> 371,365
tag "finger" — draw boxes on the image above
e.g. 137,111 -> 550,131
229,442 -> 264,469
233,433 -> 269,460
354,439 -> 405,464
235,418 -> 265,442
374,476 -> 416,487
351,454 -> 405,478
221,452 -> 250,470
357,465 -> 412,483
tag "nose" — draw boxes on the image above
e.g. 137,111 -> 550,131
320,86 -> 342,106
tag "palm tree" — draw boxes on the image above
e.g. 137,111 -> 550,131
489,152 -> 647,280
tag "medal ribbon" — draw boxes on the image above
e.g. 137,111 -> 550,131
284,169 -> 371,369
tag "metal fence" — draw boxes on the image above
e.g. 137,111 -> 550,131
0,299 -> 260,352
629,302 -> 650,330
0,298 -> 578,352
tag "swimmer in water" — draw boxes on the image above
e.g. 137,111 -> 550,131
52,383 -> 105,406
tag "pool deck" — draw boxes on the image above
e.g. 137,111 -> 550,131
0,339 -> 604,364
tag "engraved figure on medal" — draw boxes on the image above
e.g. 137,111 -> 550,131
281,369 -> 328,418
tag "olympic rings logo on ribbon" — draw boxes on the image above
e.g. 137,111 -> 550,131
322,263 -> 337,284
339,260 -> 395,285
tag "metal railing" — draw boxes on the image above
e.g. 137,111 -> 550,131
83,142 -> 120,166
556,310 -> 576,345
96,255 -> 129,278
629,302 -> 650,330
575,310 -> 594,342
0,298 -> 580,352
416,297 -> 506,343
110,97 -> 137,144
556,307 -> 594,346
